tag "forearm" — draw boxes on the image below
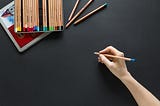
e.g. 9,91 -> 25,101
120,73 -> 160,106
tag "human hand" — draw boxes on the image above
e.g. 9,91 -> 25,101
97,46 -> 130,79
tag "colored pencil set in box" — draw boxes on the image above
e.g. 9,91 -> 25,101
14,0 -> 64,33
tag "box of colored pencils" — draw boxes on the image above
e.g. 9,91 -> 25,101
14,0 -> 64,33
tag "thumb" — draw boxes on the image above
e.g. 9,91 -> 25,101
99,54 -> 111,67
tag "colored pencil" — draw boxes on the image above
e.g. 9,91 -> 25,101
94,52 -> 136,62
68,0 -> 80,21
15,0 -> 22,32
74,3 -> 108,25
66,0 -> 93,28
59,0 -> 63,30
48,0 -> 51,30
14,0 -> 18,32
14,0 -> 63,32
43,0 -> 47,31
23,0 -> 26,31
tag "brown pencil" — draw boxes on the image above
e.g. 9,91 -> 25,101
68,0 -> 80,21
66,0 -> 93,28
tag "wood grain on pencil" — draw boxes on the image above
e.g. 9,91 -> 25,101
14,0 -> 63,32
74,3 -> 107,25
66,0 -> 93,28
68,0 -> 80,21
94,52 -> 135,62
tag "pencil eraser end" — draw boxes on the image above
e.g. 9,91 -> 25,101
130,59 -> 136,62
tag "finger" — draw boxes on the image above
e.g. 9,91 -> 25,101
99,54 -> 111,67
99,46 -> 124,56
98,57 -> 103,63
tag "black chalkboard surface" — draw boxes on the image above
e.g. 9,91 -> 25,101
0,0 -> 160,106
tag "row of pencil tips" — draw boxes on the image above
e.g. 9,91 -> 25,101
66,0 -> 108,28
15,26 -> 64,32
14,0 -> 64,33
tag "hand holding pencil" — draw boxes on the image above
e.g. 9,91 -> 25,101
95,46 -> 133,79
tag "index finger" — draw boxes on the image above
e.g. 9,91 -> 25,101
99,46 -> 123,56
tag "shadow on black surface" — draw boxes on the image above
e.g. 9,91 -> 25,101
45,31 -> 64,41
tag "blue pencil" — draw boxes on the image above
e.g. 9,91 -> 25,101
94,52 -> 136,62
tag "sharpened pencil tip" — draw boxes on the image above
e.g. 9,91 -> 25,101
94,52 -> 99,55
104,3 -> 109,7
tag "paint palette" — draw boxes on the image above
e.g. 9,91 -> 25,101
14,0 -> 64,33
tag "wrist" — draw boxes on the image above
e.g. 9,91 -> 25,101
119,71 -> 133,82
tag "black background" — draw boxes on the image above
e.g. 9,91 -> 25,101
0,0 -> 160,106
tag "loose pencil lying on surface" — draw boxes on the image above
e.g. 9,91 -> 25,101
68,0 -> 80,21
74,3 -> 108,25
66,0 -> 93,28
94,52 -> 136,62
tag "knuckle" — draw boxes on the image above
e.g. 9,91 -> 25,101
118,52 -> 124,56
108,63 -> 114,68
108,46 -> 113,49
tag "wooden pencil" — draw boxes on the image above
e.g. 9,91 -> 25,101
94,52 -> 136,62
27,0 -> 31,32
48,0 -> 51,30
54,0 -> 57,30
57,0 -> 60,30
68,0 -> 80,21
51,0 -> 53,30
55,0 -> 58,30
31,0 -> 35,31
30,0 -> 33,31
14,0 -> 18,32
43,0 -> 47,31
19,0 -> 22,31
23,0 -> 26,31
66,0 -> 93,28
52,0 -> 55,30
60,0 -> 63,29
36,0 -> 39,31
17,0 -> 21,32
74,3 -> 108,25
15,0 -> 63,32
17,0 -> 19,31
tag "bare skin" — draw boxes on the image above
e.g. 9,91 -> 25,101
97,46 -> 160,106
